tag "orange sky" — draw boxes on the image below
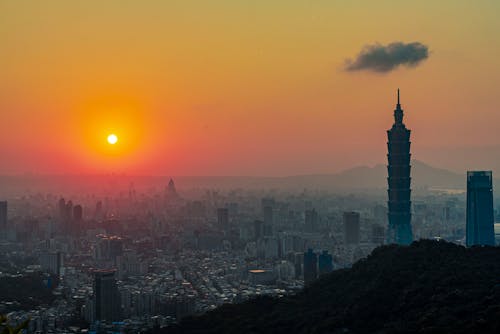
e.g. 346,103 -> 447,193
1,1 -> 500,176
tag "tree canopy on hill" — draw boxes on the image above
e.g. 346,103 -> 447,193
162,240 -> 500,334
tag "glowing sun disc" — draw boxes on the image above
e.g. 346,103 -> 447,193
107,134 -> 118,145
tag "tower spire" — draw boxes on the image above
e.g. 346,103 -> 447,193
394,88 -> 403,124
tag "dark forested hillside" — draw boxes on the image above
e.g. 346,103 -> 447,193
162,240 -> 500,334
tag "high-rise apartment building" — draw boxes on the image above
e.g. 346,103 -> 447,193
343,211 -> 360,245
303,249 -> 318,284
93,269 -> 121,322
466,171 -> 495,246
217,208 -> 229,231
318,250 -> 333,275
0,201 -> 7,228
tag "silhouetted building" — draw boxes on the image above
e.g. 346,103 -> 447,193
58,198 -> 66,220
73,205 -> 83,221
305,209 -> 318,232
261,198 -> 275,211
128,182 -> 137,201
254,220 -> 264,240
166,178 -> 180,200
94,200 -> 103,220
387,89 -> 413,245
343,211 -> 360,245
65,200 -> 73,221
318,250 -> 333,275
39,251 -> 63,276
263,206 -> 274,236
0,201 -> 6,228
292,252 -> 303,279
303,248 -> 317,284
466,171 -> 495,246
93,269 -> 121,322
71,204 -> 83,234
217,208 -> 229,231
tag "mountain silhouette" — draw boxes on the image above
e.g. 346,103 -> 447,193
0,160 -> 480,195
277,160 -> 465,190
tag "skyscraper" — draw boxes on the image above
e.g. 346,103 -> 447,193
0,201 -> 7,239
387,89 -> 413,245
73,204 -> 83,234
305,209 -> 318,233
343,211 -> 360,245
466,171 -> 495,246
254,220 -> 264,240
303,248 -> 317,284
0,201 -> 7,228
217,208 -> 229,231
65,200 -> 73,221
318,250 -> 333,275
93,269 -> 121,322
73,205 -> 83,221
58,198 -> 66,220
94,200 -> 103,221
263,206 -> 274,236
165,178 -> 180,200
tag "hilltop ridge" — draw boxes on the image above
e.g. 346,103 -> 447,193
162,240 -> 500,334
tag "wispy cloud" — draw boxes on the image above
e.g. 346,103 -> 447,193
344,42 -> 429,73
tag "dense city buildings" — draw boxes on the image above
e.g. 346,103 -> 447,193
466,171 -> 495,246
0,167 -> 486,333
387,90 -> 413,245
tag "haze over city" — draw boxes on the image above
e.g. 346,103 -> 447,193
2,1 -> 500,176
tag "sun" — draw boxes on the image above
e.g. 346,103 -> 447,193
107,134 -> 118,145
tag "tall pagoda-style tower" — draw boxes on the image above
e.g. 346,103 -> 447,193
387,89 -> 413,245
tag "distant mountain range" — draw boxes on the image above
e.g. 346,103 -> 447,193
0,160 -> 490,196
278,160 -> 466,190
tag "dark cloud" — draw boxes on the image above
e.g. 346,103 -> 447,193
344,42 -> 429,73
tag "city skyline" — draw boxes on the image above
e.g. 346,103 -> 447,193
2,1 -> 500,176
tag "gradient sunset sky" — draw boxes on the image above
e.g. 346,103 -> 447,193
1,0 -> 500,176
